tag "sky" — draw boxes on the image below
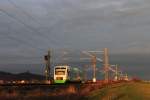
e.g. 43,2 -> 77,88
0,0 -> 150,79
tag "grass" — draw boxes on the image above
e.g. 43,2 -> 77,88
0,85 -> 81,100
86,82 -> 150,100
0,82 -> 150,100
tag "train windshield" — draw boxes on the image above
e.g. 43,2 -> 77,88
55,68 -> 66,75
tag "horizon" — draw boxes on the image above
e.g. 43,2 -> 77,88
0,53 -> 150,80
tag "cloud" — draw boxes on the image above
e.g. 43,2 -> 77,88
0,0 -> 150,64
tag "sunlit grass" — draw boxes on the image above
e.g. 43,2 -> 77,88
0,82 -> 150,100
86,82 -> 150,100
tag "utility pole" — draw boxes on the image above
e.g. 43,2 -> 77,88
92,55 -> 97,82
103,48 -> 109,83
114,64 -> 118,81
44,50 -> 51,81
82,50 -> 103,83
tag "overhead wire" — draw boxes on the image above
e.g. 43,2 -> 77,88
0,0 -> 72,62
7,0 -> 41,26
0,9 -> 44,51
2,0 -> 62,47
7,0 -> 70,48
0,0 -> 58,63
2,0 -> 76,48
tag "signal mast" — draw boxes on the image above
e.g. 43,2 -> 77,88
44,50 -> 51,81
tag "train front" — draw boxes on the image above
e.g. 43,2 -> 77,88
54,65 -> 70,83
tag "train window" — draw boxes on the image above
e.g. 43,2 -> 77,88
55,71 -> 65,75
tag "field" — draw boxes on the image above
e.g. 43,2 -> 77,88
0,82 -> 150,100
86,82 -> 150,100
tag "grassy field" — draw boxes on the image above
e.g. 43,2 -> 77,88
86,82 -> 150,100
0,82 -> 150,100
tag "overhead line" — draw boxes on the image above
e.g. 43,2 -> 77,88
0,10 -> 44,51
0,1 -> 60,46
7,0 -> 41,25
0,9 -> 42,37
7,0 -> 68,47
7,0 -> 72,47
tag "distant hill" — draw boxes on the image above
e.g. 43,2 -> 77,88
0,71 -> 45,81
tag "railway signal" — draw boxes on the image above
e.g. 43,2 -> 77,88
44,50 -> 51,82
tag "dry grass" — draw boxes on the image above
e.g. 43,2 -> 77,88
0,85 -> 81,100
0,82 -> 149,100
86,82 -> 150,100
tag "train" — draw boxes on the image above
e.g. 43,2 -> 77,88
53,65 -> 82,84
54,65 -> 70,83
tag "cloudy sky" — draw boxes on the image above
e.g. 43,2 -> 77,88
0,0 -> 150,78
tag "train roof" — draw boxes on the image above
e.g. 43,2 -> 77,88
54,65 -> 70,69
